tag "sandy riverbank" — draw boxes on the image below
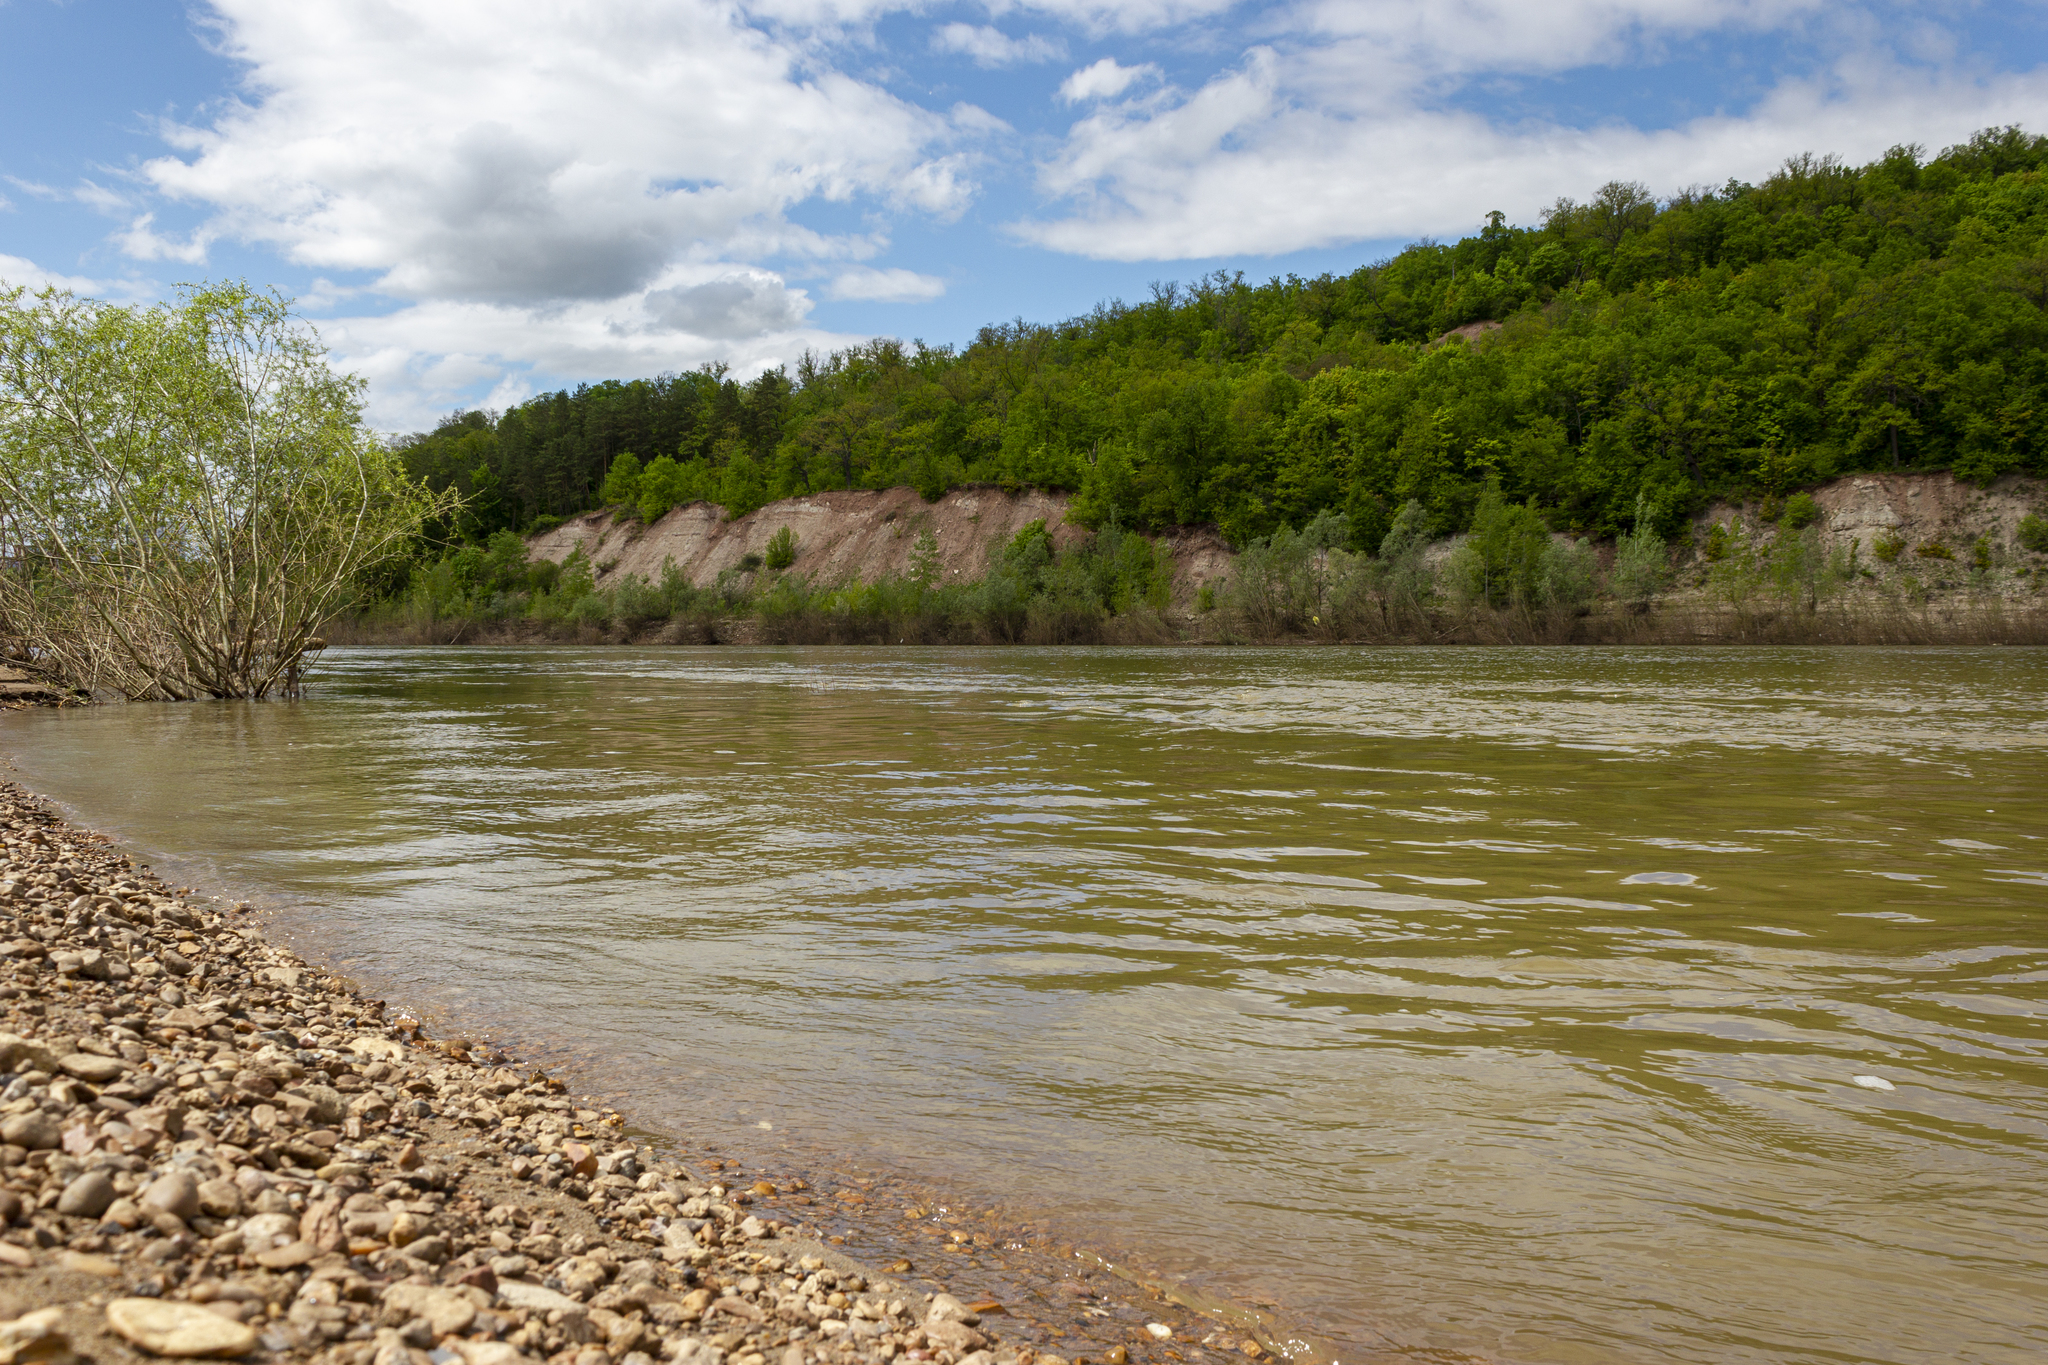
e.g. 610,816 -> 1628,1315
0,781 -> 1262,1365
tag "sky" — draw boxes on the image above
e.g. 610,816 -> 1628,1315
5,1 -> 2048,434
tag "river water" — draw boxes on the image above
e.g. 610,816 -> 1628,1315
4,646 -> 2046,1365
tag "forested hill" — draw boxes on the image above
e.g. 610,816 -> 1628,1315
400,126 -> 2048,552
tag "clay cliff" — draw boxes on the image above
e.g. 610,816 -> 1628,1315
524,472 -> 2043,619
527,486 -> 1236,613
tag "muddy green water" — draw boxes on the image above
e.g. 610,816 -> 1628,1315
5,647 -> 2047,1364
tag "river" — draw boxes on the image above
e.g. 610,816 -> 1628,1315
4,646 -> 2045,1365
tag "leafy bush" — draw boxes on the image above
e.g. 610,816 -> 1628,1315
1873,529 -> 1906,562
637,455 -> 692,521
908,529 -> 942,587
2019,513 -> 2048,554
1916,541 -> 1956,561
1610,496 -> 1671,608
1704,522 -> 1732,562
1771,526 -> 1852,610
1225,524 -> 1318,629
1539,537 -> 1599,612
765,525 -> 799,570
1972,535 -> 1993,571
1779,492 -> 1821,530
739,552 -> 764,571
1376,501 -> 1434,612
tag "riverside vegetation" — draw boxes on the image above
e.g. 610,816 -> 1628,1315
340,476 -> 2048,647
0,781 -> 1236,1365
340,519 -> 1181,647
368,126 -> 2048,646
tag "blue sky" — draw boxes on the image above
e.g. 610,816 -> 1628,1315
5,0 -> 2048,432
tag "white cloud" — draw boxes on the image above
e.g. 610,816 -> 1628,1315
747,0 -> 1238,38
1280,0 -> 1826,83
825,265 -> 946,301
0,254 -> 113,297
1059,58 -> 1159,103
115,212 -> 213,264
932,23 -> 1066,67
1022,12 -> 2048,260
320,279 -> 864,432
987,0 -> 1240,37
4,176 -> 135,215
132,1 -> 980,307
0,254 -> 159,303
82,0 -> 1003,427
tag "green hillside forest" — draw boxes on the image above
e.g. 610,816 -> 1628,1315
401,126 -> 2048,557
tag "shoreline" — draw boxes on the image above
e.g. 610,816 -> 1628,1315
0,780 -> 1293,1365
323,597 -> 2048,650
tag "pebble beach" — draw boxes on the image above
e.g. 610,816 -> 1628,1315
0,778 -> 1259,1365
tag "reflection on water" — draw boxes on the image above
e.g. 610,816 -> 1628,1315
5,646 -> 2047,1365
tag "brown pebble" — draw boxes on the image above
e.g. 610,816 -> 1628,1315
254,1239 -> 317,1269
138,1171 -> 200,1220
57,1249 -> 122,1277
55,1171 -> 115,1219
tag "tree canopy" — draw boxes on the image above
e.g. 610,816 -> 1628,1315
401,126 -> 2048,551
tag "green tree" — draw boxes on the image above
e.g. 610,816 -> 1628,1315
601,452 -> 644,506
0,280 -> 446,698
1448,480 -> 1552,608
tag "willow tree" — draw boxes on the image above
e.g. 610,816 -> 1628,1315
0,281 -> 448,700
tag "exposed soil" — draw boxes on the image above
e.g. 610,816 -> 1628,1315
528,491 -> 1083,602
525,491 -> 1235,618
1693,470 -> 2045,563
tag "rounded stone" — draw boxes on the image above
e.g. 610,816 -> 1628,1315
57,1053 -> 125,1084
56,1170 -> 116,1219
236,1212 -> 298,1251
0,1113 -> 59,1151
105,1297 -> 259,1357
194,1177 -> 243,1219
138,1170 -> 201,1220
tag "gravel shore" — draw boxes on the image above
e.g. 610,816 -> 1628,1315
0,780 -> 1252,1365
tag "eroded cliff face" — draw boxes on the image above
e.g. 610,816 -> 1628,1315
1696,471 -> 2044,555
527,486 -> 1238,613
529,487 -> 1077,591
524,471 -> 2044,619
